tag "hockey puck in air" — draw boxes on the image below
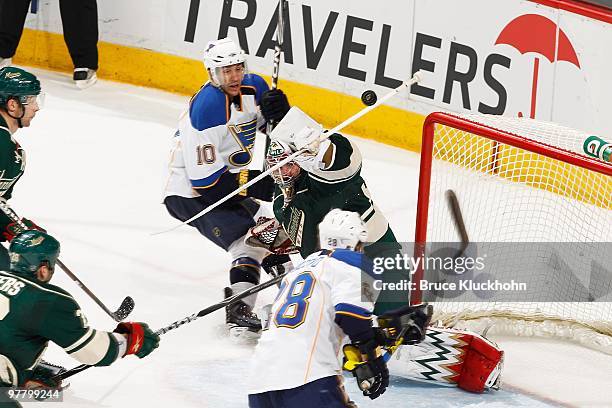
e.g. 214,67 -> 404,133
361,90 -> 377,106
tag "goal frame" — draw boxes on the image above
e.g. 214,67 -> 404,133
411,111 -> 612,306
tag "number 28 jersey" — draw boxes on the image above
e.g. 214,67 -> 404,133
249,249 -> 374,394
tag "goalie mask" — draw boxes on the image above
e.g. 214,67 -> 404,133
202,38 -> 248,89
266,139 -> 301,189
318,209 -> 368,251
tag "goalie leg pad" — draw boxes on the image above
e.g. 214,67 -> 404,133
458,334 -> 503,392
388,327 -> 503,393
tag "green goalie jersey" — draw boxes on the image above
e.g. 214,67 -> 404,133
273,133 -> 400,259
0,270 -> 120,386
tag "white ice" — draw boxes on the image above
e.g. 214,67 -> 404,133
9,68 -> 611,407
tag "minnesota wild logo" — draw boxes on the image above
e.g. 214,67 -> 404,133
28,236 -> 45,246
12,144 -> 25,171
268,140 -> 286,158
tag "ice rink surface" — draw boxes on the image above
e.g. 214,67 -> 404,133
10,69 -> 611,407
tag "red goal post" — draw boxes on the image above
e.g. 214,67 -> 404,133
412,111 -> 612,352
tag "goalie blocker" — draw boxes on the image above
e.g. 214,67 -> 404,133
388,326 -> 503,393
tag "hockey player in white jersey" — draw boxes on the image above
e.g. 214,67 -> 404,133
162,37 -> 280,339
248,209 -> 377,407
248,210 -> 431,407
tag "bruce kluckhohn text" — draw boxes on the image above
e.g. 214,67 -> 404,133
372,279 -> 528,293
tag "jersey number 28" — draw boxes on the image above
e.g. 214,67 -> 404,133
274,272 -> 316,329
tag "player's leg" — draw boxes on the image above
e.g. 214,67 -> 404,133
224,199 -> 271,338
247,390 -> 275,408
164,196 -> 268,337
0,0 -> 30,60
277,376 -> 357,408
164,195 -> 261,251
58,0 -> 98,87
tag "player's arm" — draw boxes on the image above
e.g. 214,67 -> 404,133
327,256 -> 389,400
0,140 -> 16,202
294,133 -> 362,189
36,296 -> 159,367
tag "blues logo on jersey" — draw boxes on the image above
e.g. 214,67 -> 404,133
227,118 -> 257,166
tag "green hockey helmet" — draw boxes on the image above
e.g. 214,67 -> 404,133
0,67 -> 42,107
9,230 -> 60,276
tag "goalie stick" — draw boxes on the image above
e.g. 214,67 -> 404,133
0,200 -> 135,321
53,272 -> 287,381
153,71 -> 424,236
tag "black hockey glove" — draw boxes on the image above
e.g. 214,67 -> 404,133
342,338 -> 389,400
260,89 -> 290,123
377,303 -> 433,345
236,170 -> 275,202
23,361 -> 66,399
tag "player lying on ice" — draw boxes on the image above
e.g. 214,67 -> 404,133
0,230 -> 160,407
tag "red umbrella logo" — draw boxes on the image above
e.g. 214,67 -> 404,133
495,14 -> 581,118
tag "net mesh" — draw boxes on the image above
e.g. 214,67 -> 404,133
419,113 -> 612,353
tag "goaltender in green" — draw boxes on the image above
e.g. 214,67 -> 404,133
247,98 -> 405,314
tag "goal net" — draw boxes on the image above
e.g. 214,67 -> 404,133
413,112 -> 612,353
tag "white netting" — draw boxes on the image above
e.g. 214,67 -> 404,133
418,113 -> 612,353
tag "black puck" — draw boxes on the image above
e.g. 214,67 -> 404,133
361,90 -> 377,106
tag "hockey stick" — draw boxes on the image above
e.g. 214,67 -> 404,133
265,0 -> 287,134
153,71 -> 424,235
445,190 -> 469,258
54,272 -> 287,381
0,201 -> 135,321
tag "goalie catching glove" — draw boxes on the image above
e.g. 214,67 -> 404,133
244,217 -> 298,255
114,322 -> 160,358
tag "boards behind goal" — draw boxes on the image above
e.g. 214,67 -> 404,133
413,112 -> 612,353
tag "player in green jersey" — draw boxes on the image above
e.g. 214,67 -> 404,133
263,107 -> 400,262
0,67 -> 45,271
253,104 -> 407,314
0,230 -> 160,405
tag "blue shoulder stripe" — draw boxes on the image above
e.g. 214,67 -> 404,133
189,84 -> 228,131
330,249 -> 376,278
191,166 -> 228,188
335,303 -> 372,319
242,74 -> 269,104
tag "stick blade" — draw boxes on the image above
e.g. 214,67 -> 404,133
111,296 -> 135,321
